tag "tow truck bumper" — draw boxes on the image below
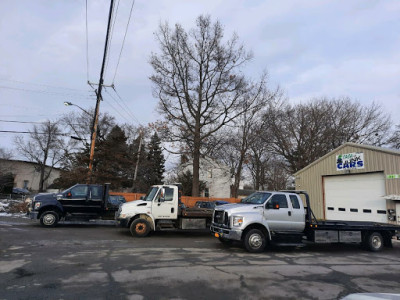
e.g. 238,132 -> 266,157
115,215 -> 129,228
210,224 -> 242,241
29,211 -> 39,220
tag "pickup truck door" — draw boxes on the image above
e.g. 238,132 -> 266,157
151,187 -> 177,219
58,184 -> 89,214
87,185 -> 103,214
264,194 -> 299,232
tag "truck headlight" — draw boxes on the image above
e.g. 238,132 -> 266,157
34,202 -> 41,210
233,216 -> 243,227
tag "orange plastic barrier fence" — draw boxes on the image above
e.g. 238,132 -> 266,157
110,192 -> 240,207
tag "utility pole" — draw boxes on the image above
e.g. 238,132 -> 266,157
133,130 -> 143,183
87,0 -> 115,183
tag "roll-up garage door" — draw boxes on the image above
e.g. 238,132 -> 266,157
324,173 -> 387,223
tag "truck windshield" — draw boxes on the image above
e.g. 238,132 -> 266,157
241,192 -> 271,204
143,187 -> 159,201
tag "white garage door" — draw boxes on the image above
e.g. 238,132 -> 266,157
324,173 -> 387,223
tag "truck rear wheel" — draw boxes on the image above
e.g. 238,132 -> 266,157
244,229 -> 266,253
39,211 -> 59,227
366,232 -> 384,252
130,219 -> 150,237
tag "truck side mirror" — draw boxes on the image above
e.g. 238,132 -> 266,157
158,188 -> 165,202
272,199 -> 280,209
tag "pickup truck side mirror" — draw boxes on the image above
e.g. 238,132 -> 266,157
272,199 -> 280,209
266,199 -> 280,209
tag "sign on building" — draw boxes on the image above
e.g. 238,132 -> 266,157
336,152 -> 364,171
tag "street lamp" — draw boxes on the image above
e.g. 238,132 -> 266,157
63,101 -> 91,116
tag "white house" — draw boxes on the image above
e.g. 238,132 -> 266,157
180,157 -> 232,198
0,159 -> 61,192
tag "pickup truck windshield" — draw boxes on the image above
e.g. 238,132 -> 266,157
241,192 -> 271,204
143,187 -> 159,201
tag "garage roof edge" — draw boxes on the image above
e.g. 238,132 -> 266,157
294,142 -> 400,176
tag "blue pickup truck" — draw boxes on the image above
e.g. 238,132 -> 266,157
28,183 -> 123,227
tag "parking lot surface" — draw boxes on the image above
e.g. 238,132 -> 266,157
1,216 -> 400,300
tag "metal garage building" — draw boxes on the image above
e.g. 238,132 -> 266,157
294,142 -> 400,225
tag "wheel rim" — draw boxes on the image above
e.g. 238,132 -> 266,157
372,236 -> 382,249
249,233 -> 263,249
135,223 -> 146,234
43,214 -> 55,226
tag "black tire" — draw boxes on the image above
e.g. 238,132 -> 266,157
218,237 -> 234,246
130,219 -> 151,237
244,229 -> 266,253
366,232 -> 384,252
39,211 -> 59,227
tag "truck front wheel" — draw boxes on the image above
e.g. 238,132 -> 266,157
130,219 -> 150,237
366,232 -> 384,252
39,211 -> 59,227
244,229 -> 266,253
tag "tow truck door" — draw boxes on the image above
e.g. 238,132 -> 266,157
264,193 -> 304,232
151,186 -> 178,219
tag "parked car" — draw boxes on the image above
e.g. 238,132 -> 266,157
194,200 -> 230,209
12,188 -> 30,195
108,195 -> 126,206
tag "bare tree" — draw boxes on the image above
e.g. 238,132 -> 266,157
14,121 -> 65,192
387,124 -> 400,149
150,15 -> 258,196
264,97 -> 392,173
214,79 -> 279,197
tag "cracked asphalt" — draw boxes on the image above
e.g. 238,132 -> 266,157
1,216 -> 400,300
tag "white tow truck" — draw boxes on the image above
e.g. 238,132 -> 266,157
115,184 -> 213,236
211,190 -> 400,252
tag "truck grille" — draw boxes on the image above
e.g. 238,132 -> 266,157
213,210 -> 229,226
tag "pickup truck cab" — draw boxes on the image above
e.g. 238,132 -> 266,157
211,190 -> 400,253
29,183 -> 119,227
116,184 -> 213,237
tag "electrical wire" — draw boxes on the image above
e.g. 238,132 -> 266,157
104,0 -> 119,79
0,78 -> 90,93
102,93 -> 132,124
109,86 -> 141,125
0,85 -> 96,99
112,0 -> 135,84
104,87 -> 140,125
85,0 -> 90,82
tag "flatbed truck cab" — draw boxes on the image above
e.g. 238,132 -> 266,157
211,190 -> 400,252
116,184 -> 213,237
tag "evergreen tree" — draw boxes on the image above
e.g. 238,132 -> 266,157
146,132 -> 165,186
95,125 -> 133,189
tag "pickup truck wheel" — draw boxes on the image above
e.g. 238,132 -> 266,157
39,211 -> 59,227
366,232 -> 384,252
244,229 -> 266,253
130,219 -> 150,237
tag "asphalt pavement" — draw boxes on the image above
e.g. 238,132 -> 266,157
1,216 -> 400,300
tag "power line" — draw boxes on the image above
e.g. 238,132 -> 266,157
0,85 -> 96,99
0,130 -> 78,137
85,0 -> 90,82
104,87 -> 140,125
102,92 -> 133,124
0,78 -> 89,93
110,86 -> 141,125
112,0 -> 136,84
0,120 -> 43,124
104,0 -> 120,78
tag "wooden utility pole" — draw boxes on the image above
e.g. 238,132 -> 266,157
87,0 -> 115,183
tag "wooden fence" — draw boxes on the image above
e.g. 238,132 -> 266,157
109,192 -> 240,207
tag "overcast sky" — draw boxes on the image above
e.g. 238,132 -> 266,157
1,0 -> 399,160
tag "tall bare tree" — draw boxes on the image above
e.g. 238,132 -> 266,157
14,121 -> 65,192
150,15 -> 258,196
264,97 -> 392,173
